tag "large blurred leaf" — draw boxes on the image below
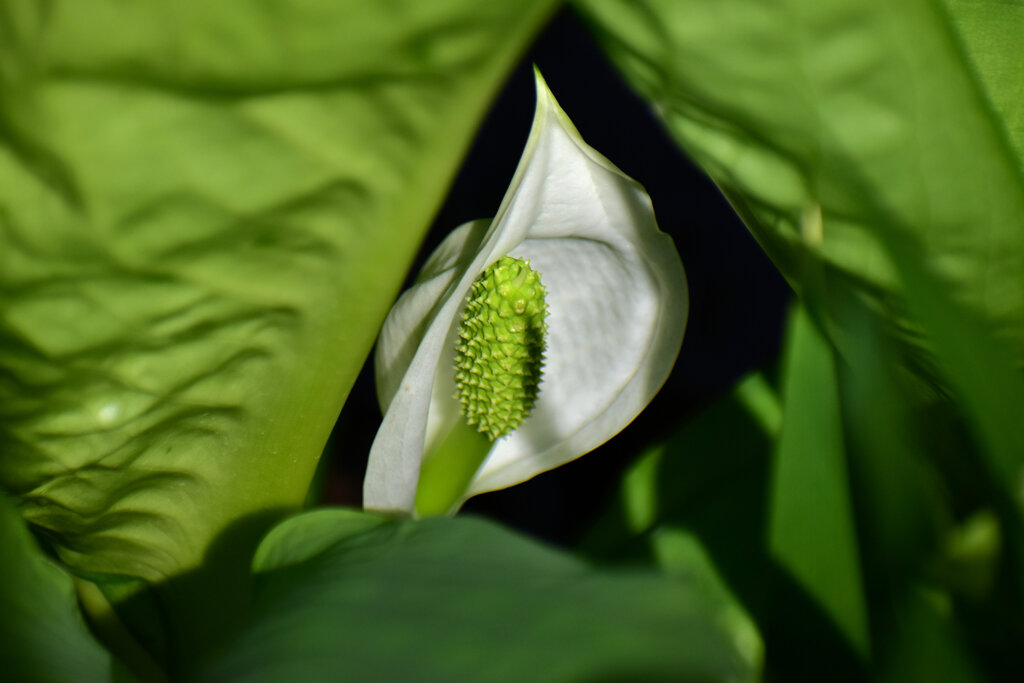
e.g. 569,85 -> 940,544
884,231 -> 1024,512
768,305 -> 869,658
574,0 -> 1024,361
0,0 -> 556,583
198,510 -> 758,683
942,0 -> 1024,163
835,297 -> 946,587
862,196 -> 1024,660
0,491 -> 116,682
831,299 -> 994,679
878,593 -> 984,683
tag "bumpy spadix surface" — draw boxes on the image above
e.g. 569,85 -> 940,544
455,257 -> 548,440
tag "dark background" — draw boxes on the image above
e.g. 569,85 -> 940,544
324,7 -> 790,544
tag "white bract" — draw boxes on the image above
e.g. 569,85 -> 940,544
364,70 -> 688,515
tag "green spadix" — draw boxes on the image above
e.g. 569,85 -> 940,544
455,256 -> 548,440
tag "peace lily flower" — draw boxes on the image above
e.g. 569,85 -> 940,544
364,70 -> 688,516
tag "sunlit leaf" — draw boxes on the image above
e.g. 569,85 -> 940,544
834,297 -> 945,585
941,0 -> 1024,163
0,0 -> 556,625
0,1 -> 564,672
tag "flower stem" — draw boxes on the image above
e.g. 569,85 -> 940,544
415,418 -> 493,517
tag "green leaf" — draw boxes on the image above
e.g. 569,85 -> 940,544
645,527 -> 764,670
879,592 -> 985,683
0,491 -> 116,682
834,297 -> 945,585
580,371 -> 867,679
574,0 -> 1024,360
198,510 -> 759,683
579,372 -> 780,605
0,0 -> 556,582
581,371 -> 779,558
573,1 -> 1024,667
769,305 -> 869,659
864,201 -> 1024,605
942,0 -> 1024,164
885,233 -> 1024,510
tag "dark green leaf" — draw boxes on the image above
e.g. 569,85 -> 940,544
769,305 -> 869,658
879,593 -> 984,683
884,233 -> 1024,507
580,371 -> 868,680
0,491 -> 117,682
834,297 -> 946,586
862,198 -> 1024,616
581,371 -> 778,559
199,510 -> 760,683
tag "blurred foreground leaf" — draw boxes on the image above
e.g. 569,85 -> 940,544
832,306 -> 991,680
575,0 -> 1024,364
884,233 -> 1024,517
879,592 -> 984,683
860,199 -> 1024,671
0,492 -> 116,682
198,510 -> 759,683
942,0 -> 1024,162
0,0 -> 556,664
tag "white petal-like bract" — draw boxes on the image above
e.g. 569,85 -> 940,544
364,70 -> 688,514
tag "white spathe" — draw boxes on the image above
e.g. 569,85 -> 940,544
364,69 -> 688,514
